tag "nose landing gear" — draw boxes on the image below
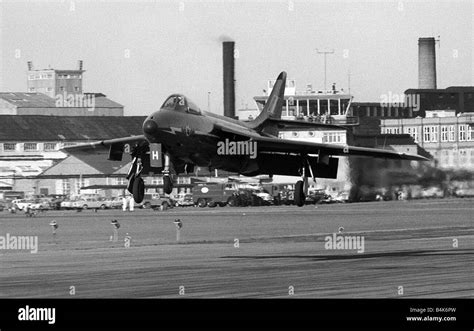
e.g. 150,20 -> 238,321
127,157 -> 145,203
163,154 -> 173,194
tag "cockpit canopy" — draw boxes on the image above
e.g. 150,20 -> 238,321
161,94 -> 201,115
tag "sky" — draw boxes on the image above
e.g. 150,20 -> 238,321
0,0 -> 472,116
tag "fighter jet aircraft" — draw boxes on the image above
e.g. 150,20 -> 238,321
63,72 -> 428,206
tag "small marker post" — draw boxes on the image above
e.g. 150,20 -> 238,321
173,219 -> 183,242
49,220 -> 58,235
111,219 -> 120,242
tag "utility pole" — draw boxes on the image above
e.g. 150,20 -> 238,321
207,92 -> 211,111
316,49 -> 335,91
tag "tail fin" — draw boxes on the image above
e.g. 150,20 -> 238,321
248,71 -> 286,134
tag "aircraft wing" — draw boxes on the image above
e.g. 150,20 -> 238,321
61,135 -> 147,155
214,123 -> 428,161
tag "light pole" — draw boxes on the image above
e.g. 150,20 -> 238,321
316,49 -> 335,91
207,92 -> 211,111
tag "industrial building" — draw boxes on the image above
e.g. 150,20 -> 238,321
0,92 -> 124,116
0,115 -> 144,196
381,111 -> 474,170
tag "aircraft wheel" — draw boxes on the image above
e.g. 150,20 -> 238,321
132,176 -> 145,203
294,180 -> 305,207
163,175 -> 173,194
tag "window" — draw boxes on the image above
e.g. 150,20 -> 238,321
47,87 -> 53,92
24,143 -> 38,151
28,74 -> 35,80
308,131 -> 315,137
28,87 -> 36,92
459,125 -> 466,141
151,177 -> 163,185
441,126 -> 448,142
430,126 -> 438,142
3,143 -> 16,151
467,125 -> 474,141
423,126 -> 430,142
405,127 -> 419,143
60,86 -> 65,91
44,143 -> 57,151
115,177 -> 127,185
177,177 -> 190,184
323,132 -> 344,144
448,125 -> 455,142
62,179 -> 71,195
292,132 -> 299,137
74,86 -> 79,92
75,178 -> 87,194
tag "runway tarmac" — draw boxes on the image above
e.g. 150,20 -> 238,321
0,199 -> 473,298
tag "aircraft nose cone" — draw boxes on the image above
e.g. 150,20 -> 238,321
143,119 -> 158,135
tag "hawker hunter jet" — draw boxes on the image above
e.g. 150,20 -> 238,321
63,72 -> 427,206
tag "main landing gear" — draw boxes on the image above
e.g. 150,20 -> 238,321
126,150 -> 174,203
294,156 -> 315,207
127,157 -> 145,203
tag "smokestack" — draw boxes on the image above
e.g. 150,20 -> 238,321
418,37 -> 437,89
78,60 -> 83,71
223,41 -> 235,118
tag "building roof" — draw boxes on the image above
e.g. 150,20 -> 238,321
405,86 -> 474,93
0,115 -> 146,141
0,92 -> 123,108
40,154 -> 131,177
0,93 -> 55,108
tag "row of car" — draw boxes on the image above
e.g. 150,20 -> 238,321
0,193 -> 199,212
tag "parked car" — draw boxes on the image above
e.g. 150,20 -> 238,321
139,193 -> 173,210
0,200 -> 5,212
333,191 -> 350,203
421,186 -> 444,199
11,199 -> 43,210
60,197 -> 81,210
72,197 -> 108,210
104,197 -> 124,209
251,189 -> 274,205
454,187 -> 474,198
174,193 -> 194,207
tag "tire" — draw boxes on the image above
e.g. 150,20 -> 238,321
143,202 -> 151,209
161,201 -> 169,210
100,204 -> 106,210
294,180 -> 305,207
197,198 -> 207,208
163,176 -> 173,195
82,204 -> 88,209
132,176 -> 145,203
208,201 -> 217,208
